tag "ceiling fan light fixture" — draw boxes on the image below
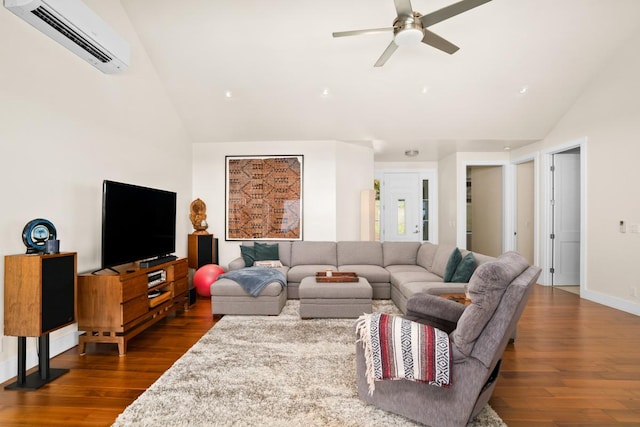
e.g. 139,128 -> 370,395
395,27 -> 423,46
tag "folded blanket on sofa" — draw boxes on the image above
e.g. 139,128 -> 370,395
356,312 -> 451,394
217,267 -> 286,297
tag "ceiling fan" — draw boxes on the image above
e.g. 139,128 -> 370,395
332,0 -> 493,67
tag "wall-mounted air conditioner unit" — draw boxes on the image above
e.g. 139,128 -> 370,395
4,0 -> 130,74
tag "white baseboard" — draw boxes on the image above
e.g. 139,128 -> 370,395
538,282 -> 640,316
0,329 -> 79,384
581,289 -> 640,316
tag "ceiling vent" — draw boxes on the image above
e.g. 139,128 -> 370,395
4,0 -> 130,73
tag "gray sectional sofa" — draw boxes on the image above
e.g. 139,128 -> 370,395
221,241 -> 495,314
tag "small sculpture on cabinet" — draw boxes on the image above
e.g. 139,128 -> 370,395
189,198 -> 209,234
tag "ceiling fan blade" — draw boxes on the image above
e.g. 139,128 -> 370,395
332,27 -> 394,38
374,41 -> 399,67
394,0 -> 413,18
422,29 -> 459,54
420,0 -> 492,27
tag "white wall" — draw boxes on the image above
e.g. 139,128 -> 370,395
0,1 -> 192,382
192,141 -> 374,268
437,153 -> 459,246
511,29 -> 640,314
374,161 -> 439,170
336,143 -> 375,240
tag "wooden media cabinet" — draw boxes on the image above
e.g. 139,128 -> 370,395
77,257 -> 188,356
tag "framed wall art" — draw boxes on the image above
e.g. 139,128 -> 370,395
225,155 -> 303,240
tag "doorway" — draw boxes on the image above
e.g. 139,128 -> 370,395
383,172 -> 422,241
515,160 -> 535,265
466,166 -> 503,257
376,170 -> 437,242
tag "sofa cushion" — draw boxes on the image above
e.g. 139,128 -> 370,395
239,242 -> 285,267
389,270 -> 442,287
472,252 -> 495,267
239,244 -> 258,265
287,264 -> 336,283
277,242 -> 293,267
239,241 -> 292,267
338,264 -> 389,283
239,245 -> 255,267
291,241 -> 337,266
451,252 -> 477,283
254,242 -> 280,261
211,278 -> 284,297
382,242 -> 421,267
399,281 -> 464,300
430,244 -> 457,278
416,242 -> 438,271
452,251 -> 529,357
385,264 -> 429,274
443,248 -> 462,282
337,241 -> 383,266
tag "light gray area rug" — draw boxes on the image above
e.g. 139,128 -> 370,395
113,301 -> 506,427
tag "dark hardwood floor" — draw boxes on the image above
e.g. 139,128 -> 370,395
0,296 -> 216,426
1,286 -> 639,426
492,286 -> 640,426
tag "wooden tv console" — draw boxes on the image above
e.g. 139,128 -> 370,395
77,257 -> 188,356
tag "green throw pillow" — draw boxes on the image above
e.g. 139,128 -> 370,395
240,245 -> 256,267
451,252 -> 477,283
444,248 -> 462,282
254,242 -> 280,261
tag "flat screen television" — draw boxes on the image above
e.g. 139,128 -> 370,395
101,180 -> 177,269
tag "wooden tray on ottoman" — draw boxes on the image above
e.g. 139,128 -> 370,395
315,272 -> 359,282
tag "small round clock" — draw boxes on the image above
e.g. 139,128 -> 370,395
22,218 -> 57,254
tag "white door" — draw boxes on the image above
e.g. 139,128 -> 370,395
552,152 -> 581,285
382,172 -> 422,241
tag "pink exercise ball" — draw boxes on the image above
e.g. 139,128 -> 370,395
193,264 -> 225,297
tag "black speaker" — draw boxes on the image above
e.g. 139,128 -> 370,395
41,255 -> 75,333
197,235 -> 213,266
188,234 -> 218,269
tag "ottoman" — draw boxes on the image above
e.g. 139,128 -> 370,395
299,276 -> 372,318
210,278 -> 286,315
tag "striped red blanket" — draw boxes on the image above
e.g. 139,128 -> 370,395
356,312 -> 452,394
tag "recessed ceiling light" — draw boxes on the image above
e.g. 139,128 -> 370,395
224,90 -> 233,99
519,85 -> 529,95
421,86 -> 429,94
404,149 -> 419,157
321,88 -> 330,97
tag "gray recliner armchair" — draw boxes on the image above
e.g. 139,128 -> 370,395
355,251 -> 541,427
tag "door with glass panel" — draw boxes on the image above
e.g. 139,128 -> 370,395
382,172 -> 422,241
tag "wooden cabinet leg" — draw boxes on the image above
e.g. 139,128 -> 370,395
118,338 -> 126,357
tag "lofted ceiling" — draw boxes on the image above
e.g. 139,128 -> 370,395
120,0 -> 640,161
